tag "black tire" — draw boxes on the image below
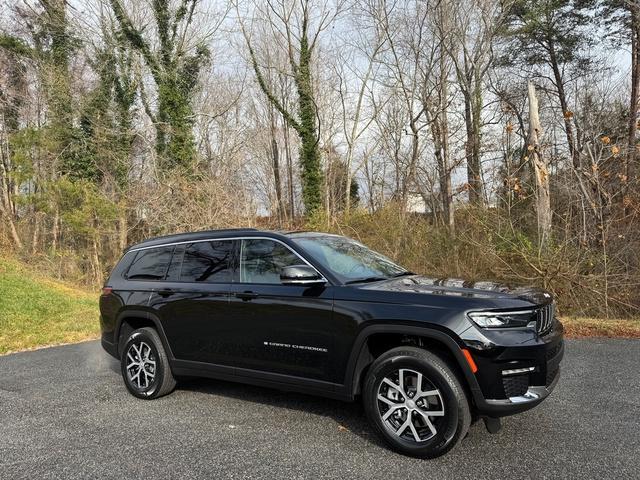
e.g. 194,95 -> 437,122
121,327 -> 176,399
363,346 -> 471,458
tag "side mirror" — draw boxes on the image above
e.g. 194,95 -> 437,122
280,265 -> 325,286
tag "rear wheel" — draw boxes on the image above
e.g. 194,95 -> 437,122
121,327 -> 176,399
363,346 -> 471,458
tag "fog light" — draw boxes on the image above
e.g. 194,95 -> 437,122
502,366 -> 535,376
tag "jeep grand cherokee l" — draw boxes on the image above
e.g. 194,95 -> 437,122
100,228 -> 564,458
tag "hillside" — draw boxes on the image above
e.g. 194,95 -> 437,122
0,257 -> 99,355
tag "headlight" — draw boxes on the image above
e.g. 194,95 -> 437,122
468,310 -> 537,329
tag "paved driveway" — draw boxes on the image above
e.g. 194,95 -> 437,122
0,339 -> 638,479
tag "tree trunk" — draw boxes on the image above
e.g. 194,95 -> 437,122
626,4 -> 640,198
51,207 -> 59,253
432,121 -> 454,233
92,234 -> 103,285
547,36 -> 579,169
31,212 -> 40,254
464,90 -> 483,204
471,78 -> 483,204
284,121 -> 295,219
269,108 -> 284,223
528,82 -> 551,247
427,56 -> 455,234
0,206 -> 22,249
118,213 -> 128,251
402,121 -> 420,209
441,112 -> 454,234
295,28 -> 322,216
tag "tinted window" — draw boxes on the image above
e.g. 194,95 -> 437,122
127,247 -> 173,280
240,239 -> 301,284
165,245 -> 186,281
180,241 -> 234,282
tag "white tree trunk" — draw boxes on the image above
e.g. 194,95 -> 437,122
527,81 -> 552,247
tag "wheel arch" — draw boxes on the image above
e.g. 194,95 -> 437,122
115,310 -> 173,360
345,325 -> 483,406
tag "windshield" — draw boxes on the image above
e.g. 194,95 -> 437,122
290,234 -> 409,284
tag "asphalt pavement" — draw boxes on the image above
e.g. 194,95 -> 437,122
0,338 -> 638,479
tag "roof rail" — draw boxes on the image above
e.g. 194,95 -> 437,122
125,227 -> 261,252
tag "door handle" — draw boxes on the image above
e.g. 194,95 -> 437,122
235,291 -> 258,301
157,288 -> 174,297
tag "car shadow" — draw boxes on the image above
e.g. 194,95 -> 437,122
105,351 -> 384,447
176,376 -> 389,449
107,356 -> 120,375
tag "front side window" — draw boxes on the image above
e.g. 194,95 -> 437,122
127,247 -> 174,280
240,239 -> 301,284
290,234 -> 407,283
180,241 -> 235,282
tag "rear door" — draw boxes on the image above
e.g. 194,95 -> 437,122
149,239 -> 237,364
226,238 -> 339,382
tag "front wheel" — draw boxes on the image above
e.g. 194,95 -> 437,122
363,347 -> 471,458
121,327 -> 176,399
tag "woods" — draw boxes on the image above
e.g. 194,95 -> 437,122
1,0 -> 639,318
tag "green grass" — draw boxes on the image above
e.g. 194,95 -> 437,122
0,257 -> 99,355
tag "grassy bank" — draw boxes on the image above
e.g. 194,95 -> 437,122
561,317 -> 640,338
0,257 -> 99,355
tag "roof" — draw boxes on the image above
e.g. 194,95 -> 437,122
125,228 -> 344,252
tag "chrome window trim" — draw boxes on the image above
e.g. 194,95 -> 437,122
128,236 -> 329,285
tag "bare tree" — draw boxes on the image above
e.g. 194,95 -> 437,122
445,0 -> 508,205
527,81 -> 551,246
238,0 -> 343,216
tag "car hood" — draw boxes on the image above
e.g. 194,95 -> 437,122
359,275 -> 553,306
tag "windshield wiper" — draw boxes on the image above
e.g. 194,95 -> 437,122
391,271 -> 414,278
345,276 -> 388,285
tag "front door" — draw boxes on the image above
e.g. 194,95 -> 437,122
227,238 -> 339,382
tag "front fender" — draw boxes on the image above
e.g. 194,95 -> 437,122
342,324 -> 484,407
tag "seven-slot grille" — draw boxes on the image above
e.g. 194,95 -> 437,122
537,303 -> 555,334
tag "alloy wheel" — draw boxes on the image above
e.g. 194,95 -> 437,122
125,341 -> 156,390
376,368 -> 445,442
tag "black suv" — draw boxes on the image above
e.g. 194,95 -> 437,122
100,228 -> 564,458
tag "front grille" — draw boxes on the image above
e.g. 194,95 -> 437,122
536,303 -> 555,334
503,374 -> 529,397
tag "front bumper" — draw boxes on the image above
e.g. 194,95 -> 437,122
484,364 -> 560,408
461,318 -> 565,417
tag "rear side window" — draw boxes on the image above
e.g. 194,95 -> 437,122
165,245 -> 186,281
180,240 -> 235,282
127,247 -> 173,280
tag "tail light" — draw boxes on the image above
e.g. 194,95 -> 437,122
101,286 -> 113,296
